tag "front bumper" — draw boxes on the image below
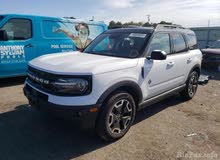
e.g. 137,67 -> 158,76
23,83 -> 100,127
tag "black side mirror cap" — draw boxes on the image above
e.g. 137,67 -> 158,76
0,30 -> 8,41
148,50 -> 167,60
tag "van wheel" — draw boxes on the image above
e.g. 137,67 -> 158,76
95,91 -> 136,141
180,71 -> 199,100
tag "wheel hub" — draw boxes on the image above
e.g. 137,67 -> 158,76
108,99 -> 133,134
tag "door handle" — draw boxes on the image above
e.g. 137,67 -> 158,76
167,61 -> 175,66
25,43 -> 34,48
187,58 -> 192,63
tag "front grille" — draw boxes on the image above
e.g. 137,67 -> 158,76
27,66 -> 92,96
27,66 -> 56,94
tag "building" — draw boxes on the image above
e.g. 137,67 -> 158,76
191,26 -> 220,49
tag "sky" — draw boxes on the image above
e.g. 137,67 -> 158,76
1,0 -> 220,27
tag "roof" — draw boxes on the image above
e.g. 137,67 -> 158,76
106,24 -> 195,35
155,24 -> 195,34
0,14 -> 107,26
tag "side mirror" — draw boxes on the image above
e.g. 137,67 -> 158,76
148,50 -> 167,60
0,30 -> 8,41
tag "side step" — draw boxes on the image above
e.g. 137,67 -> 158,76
138,84 -> 186,110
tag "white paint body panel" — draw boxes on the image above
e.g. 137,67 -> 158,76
27,49 -> 202,106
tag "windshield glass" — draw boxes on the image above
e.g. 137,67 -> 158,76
84,31 -> 151,58
210,40 -> 220,49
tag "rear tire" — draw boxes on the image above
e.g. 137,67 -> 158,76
95,91 -> 136,141
180,71 -> 199,100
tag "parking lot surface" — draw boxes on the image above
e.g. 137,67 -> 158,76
0,71 -> 220,160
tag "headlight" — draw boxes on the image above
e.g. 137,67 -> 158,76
52,78 -> 90,95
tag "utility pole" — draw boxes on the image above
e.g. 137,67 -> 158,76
90,16 -> 94,21
147,14 -> 151,24
208,19 -> 210,27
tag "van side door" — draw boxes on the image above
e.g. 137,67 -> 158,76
0,17 -> 35,77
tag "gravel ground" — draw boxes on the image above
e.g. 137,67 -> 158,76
0,70 -> 219,160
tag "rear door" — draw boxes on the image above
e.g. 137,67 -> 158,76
0,17 -> 35,77
169,33 -> 193,85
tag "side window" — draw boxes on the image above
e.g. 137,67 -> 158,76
149,33 -> 171,54
172,33 -> 187,53
1,19 -> 32,40
185,34 -> 197,49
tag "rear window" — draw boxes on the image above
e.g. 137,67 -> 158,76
172,33 -> 187,53
185,34 -> 197,49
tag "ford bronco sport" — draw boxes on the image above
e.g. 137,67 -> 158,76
24,25 -> 202,141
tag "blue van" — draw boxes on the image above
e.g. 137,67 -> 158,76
0,14 -> 108,78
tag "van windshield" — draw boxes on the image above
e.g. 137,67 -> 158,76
84,31 -> 151,58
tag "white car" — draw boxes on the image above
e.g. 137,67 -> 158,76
24,25 -> 202,141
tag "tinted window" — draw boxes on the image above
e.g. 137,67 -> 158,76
149,33 -> 171,54
172,33 -> 187,53
185,34 -> 197,49
84,32 -> 150,58
1,19 -> 32,40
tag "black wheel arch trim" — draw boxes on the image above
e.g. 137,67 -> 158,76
189,64 -> 201,77
96,80 -> 143,106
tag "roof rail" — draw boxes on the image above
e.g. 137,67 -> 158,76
155,24 -> 186,31
111,25 -> 153,29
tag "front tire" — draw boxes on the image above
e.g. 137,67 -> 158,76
95,91 -> 136,141
180,71 -> 199,100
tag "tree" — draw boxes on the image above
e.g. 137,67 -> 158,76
109,21 -> 116,29
159,21 -> 172,25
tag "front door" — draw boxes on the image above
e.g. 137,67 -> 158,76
0,18 -> 35,78
142,32 -> 179,99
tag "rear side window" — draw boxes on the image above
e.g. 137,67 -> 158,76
42,21 -> 104,40
1,19 -> 32,40
42,20 -> 105,50
185,34 -> 197,49
172,33 -> 187,53
149,33 -> 171,54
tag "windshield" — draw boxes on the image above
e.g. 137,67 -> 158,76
210,40 -> 220,49
83,31 -> 150,58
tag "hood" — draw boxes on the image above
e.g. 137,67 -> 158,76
29,51 -> 139,75
201,48 -> 220,55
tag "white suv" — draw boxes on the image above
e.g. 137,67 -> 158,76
24,25 -> 202,141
